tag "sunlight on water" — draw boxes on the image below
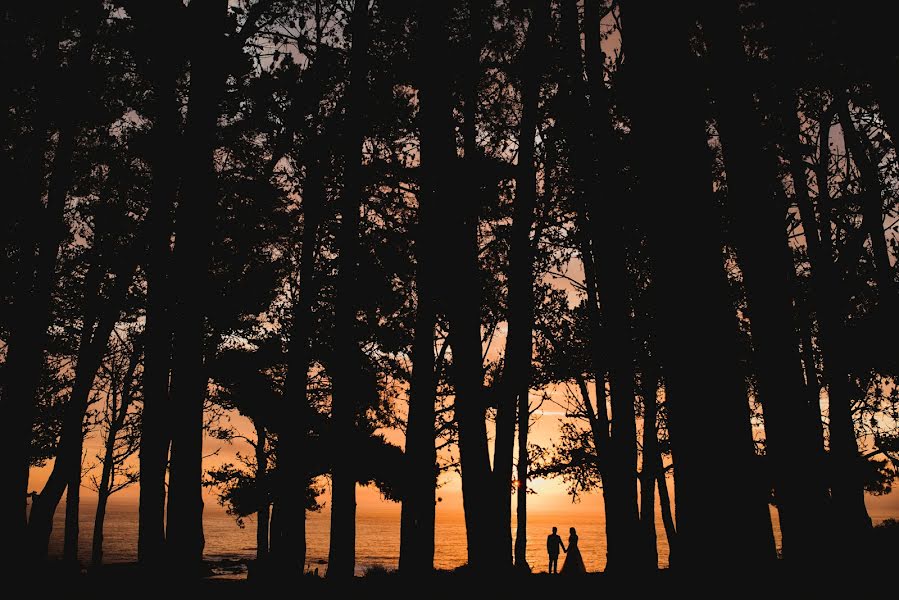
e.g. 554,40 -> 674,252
50,500 -> 895,576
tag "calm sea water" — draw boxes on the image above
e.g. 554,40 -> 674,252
45,500 -> 895,576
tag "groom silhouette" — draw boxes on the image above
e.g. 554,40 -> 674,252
546,527 -> 566,574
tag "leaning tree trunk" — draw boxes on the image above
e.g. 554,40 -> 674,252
624,1 -> 775,572
836,97 -> 896,308
326,0 -> 370,580
703,3 -> 827,563
91,444 -> 114,568
26,229 -> 99,562
166,0 -> 228,572
28,240 -> 137,561
62,255 -> 139,564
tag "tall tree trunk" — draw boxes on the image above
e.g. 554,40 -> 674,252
1,17 -> 65,554
326,0 -> 370,579
773,55 -> 866,541
815,104 -> 873,539
703,3 -> 827,563
165,0 -> 228,571
624,1 -> 775,571
398,3 -> 441,572
579,0 -> 642,573
137,1 -> 183,565
483,0 -> 517,564
557,5 -> 614,567
277,154 -> 324,575
446,0 -> 504,572
509,0 -> 549,571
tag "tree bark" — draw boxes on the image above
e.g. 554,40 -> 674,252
165,0 -> 229,572
326,0 -> 370,579
623,1 -> 775,571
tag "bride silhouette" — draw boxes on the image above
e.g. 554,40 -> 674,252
560,527 -> 586,574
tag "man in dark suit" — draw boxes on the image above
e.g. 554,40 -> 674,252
546,526 -> 566,573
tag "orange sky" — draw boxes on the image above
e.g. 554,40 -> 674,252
28,393 -> 899,521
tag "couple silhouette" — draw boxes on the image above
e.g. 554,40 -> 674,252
546,526 -> 585,574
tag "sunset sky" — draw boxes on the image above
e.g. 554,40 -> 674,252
28,392 -> 899,521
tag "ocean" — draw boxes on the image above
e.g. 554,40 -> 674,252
52,499 -> 670,575
46,500 -> 896,576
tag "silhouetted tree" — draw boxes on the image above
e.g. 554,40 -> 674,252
89,331 -> 143,567
624,1 -> 776,571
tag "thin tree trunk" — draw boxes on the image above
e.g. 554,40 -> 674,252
166,0 -> 228,571
91,343 -> 140,568
509,0 -> 549,571
557,8 -> 614,566
779,96 -> 832,464
326,0 -> 370,579
268,499 -> 282,560
836,96 -> 896,306
255,425 -> 269,561
656,463 -> 676,565
624,1 -> 775,571
91,431 -> 116,567
638,368 -> 660,570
